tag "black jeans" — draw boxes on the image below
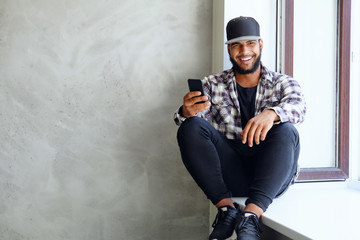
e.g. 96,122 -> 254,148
177,117 -> 299,212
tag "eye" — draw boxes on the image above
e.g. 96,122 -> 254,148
231,43 -> 240,48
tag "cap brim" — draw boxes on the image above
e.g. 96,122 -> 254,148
225,36 -> 261,44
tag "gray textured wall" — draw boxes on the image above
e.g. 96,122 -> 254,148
0,0 -> 212,239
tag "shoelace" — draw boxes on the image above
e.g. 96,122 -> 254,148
237,215 -> 262,235
212,207 -> 238,228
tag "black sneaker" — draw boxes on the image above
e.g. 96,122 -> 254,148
209,203 -> 240,240
235,212 -> 262,240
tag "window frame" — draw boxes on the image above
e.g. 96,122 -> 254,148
281,0 -> 351,182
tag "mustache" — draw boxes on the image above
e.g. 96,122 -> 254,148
230,52 -> 262,74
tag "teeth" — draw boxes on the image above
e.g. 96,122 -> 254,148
241,56 -> 252,61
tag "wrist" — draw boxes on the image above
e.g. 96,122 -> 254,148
180,106 -> 191,119
266,109 -> 280,122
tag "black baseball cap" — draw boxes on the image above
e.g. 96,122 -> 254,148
225,16 -> 260,44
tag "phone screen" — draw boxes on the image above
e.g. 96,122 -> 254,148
188,79 -> 205,104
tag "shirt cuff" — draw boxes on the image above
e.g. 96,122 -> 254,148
174,106 -> 187,125
267,107 -> 284,124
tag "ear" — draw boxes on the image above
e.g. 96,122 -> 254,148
259,39 -> 263,50
227,44 -> 231,54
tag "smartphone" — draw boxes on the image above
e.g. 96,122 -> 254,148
188,79 -> 206,104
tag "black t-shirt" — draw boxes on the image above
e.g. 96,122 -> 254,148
236,83 -> 257,129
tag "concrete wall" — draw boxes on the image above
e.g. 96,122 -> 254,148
0,1 -> 212,239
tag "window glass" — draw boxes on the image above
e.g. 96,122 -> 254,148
293,0 -> 338,168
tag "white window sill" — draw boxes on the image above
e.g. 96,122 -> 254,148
231,181 -> 360,240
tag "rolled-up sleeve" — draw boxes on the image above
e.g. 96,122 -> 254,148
268,78 -> 306,124
173,106 -> 186,126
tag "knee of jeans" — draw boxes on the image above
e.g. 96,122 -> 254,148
177,117 -> 206,141
269,122 -> 299,145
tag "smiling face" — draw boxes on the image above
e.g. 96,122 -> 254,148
228,39 -> 263,74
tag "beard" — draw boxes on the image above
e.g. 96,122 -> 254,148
230,52 -> 262,74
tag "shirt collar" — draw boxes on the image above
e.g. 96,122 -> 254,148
259,63 -> 273,83
223,68 -> 235,85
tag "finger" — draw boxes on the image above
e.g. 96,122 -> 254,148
193,101 -> 211,112
247,123 -> 257,147
241,125 -> 249,144
241,121 -> 253,144
254,126 -> 262,145
183,98 -> 211,118
184,93 -> 208,106
260,123 -> 272,141
184,96 -> 208,108
184,91 -> 202,100
202,101 -> 211,108
194,95 -> 209,104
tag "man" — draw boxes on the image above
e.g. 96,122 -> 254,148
174,16 -> 306,240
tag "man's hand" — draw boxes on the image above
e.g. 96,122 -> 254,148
241,109 -> 280,147
182,91 -> 211,118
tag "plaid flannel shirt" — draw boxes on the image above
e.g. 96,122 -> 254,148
174,64 -> 306,140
